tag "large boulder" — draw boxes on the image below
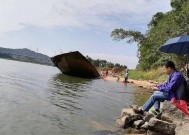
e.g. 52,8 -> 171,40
161,101 -> 185,121
148,117 -> 176,135
161,101 -> 189,134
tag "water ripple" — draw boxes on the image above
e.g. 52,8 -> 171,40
0,59 -> 150,135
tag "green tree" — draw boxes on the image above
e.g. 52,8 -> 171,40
111,1 -> 189,70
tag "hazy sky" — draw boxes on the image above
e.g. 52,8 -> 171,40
0,0 -> 171,69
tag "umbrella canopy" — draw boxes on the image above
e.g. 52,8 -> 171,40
160,35 -> 189,54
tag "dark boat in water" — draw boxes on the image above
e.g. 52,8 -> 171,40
51,51 -> 100,78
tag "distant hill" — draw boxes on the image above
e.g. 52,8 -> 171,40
0,47 -> 54,66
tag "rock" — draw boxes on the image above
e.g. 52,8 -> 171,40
176,121 -> 189,135
161,115 -> 173,123
141,122 -> 149,130
130,104 -> 138,110
147,130 -> 161,135
114,128 -> 127,135
115,118 -> 124,128
143,113 -> 154,122
133,120 -> 145,129
121,108 -> 136,117
161,101 -> 189,134
154,112 -> 162,120
148,117 -> 176,135
125,127 -> 147,134
116,102 -> 189,135
115,115 -> 128,127
124,115 -> 143,128
161,101 -> 185,121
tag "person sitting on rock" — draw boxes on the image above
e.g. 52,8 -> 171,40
134,61 -> 184,115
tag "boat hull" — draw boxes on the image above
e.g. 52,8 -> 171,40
51,51 -> 100,78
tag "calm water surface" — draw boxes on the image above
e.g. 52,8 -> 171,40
0,59 -> 150,135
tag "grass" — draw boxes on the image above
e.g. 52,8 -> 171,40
128,68 -> 167,83
96,66 -> 168,83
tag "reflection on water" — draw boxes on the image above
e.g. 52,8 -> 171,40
48,74 -> 93,114
0,59 -> 150,135
131,87 -> 153,107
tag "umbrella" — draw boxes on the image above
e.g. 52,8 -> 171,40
160,35 -> 189,54
160,35 -> 189,79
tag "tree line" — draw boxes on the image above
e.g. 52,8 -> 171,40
86,55 -> 127,69
111,0 -> 189,70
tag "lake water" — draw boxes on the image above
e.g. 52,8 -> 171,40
0,59 -> 150,135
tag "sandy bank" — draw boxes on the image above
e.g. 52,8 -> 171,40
102,76 -> 158,89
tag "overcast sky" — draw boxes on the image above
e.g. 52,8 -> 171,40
0,0 -> 171,69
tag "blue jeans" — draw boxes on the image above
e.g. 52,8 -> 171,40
142,91 -> 169,111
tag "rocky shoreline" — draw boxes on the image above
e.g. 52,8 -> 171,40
102,76 -> 189,134
115,101 -> 189,135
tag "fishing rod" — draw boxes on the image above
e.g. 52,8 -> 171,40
88,89 -> 153,105
94,89 -> 153,95
108,90 -> 153,95
89,90 -> 130,104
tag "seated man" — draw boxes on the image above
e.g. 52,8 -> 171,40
134,61 -> 184,114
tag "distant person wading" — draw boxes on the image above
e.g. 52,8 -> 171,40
124,68 -> 129,83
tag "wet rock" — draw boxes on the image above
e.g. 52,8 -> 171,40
115,115 -> 128,127
125,127 -> 147,135
115,118 -> 124,128
121,108 -> 135,117
148,117 -> 176,135
114,128 -> 127,135
93,130 -> 115,135
124,115 -> 143,128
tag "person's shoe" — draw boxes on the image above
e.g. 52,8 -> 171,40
133,108 -> 144,115
155,109 -> 160,113
149,109 -> 157,116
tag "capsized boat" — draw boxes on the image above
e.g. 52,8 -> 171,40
51,51 -> 100,78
